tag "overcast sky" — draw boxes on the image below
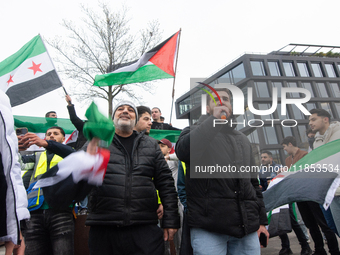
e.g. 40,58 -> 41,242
1,0 -> 340,129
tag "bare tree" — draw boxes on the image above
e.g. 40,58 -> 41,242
47,3 -> 162,116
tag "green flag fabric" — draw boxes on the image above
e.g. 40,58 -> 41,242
83,102 -> 115,144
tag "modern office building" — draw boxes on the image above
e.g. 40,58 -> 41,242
175,44 -> 340,165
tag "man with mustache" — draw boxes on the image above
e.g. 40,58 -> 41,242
85,101 -> 179,255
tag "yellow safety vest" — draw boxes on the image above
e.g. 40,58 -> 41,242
27,151 -> 63,211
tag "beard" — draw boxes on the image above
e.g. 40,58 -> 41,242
114,117 -> 135,133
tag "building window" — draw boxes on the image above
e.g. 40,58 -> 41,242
305,103 -> 317,112
248,129 -> 260,145
283,62 -> 295,77
257,103 -> 274,119
301,82 -> 315,97
286,82 -> 299,98
263,127 -> 278,145
277,103 -> 290,120
254,82 -> 269,97
320,103 -> 333,118
232,63 -> 246,83
282,126 -> 293,138
311,63 -> 323,77
272,82 -> 282,97
268,61 -> 281,76
297,62 -> 310,77
179,96 -> 191,115
245,106 -> 255,121
218,71 -> 232,84
297,125 -> 309,147
250,61 -> 266,76
329,83 -> 340,97
335,103 -> 340,118
325,64 -> 337,78
291,104 -> 305,119
315,83 -> 329,97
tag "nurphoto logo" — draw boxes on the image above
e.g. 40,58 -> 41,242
199,82 -> 312,128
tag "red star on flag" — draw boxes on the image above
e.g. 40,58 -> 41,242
7,75 -> 14,86
28,61 -> 42,75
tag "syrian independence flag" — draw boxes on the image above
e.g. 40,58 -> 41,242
93,30 -> 180,87
14,115 -> 76,151
33,149 -> 110,209
263,139 -> 340,212
14,114 -> 182,152
0,35 -> 62,107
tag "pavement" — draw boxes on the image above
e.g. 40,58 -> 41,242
1,230 -> 339,254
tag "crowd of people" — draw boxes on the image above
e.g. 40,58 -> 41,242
1,88 -> 340,255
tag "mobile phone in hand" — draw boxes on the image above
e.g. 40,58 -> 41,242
259,232 -> 267,247
16,127 -> 28,136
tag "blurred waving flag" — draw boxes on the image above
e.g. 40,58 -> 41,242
0,35 -> 62,107
263,139 -> 340,212
94,30 -> 180,87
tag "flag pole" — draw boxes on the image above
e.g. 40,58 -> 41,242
169,29 -> 181,125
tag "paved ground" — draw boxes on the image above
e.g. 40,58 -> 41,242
1,231 -> 339,254
262,231 -> 340,255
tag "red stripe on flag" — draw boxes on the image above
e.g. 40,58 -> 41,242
149,31 -> 180,76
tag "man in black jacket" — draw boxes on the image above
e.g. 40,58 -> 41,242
86,101 -> 179,255
151,107 -> 181,130
175,88 -> 268,255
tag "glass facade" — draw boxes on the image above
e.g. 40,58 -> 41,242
268,61 -> 281,76
335,103 -> 340,118
297,62 -> 310,77
254,82 -> 269,97
286,82 -> 299,97
257,103 -> 274,119
218,63 -> 246,84
276,103 -> 290,120
176,48 -> 340,164
320,102 -> 333,118
315,83 -> 329,97
325,64 -> 337,78
272,82 -> 282,97
263,127 -> 278,144
283,62 -> 295,77
251,61 -> 266,76
301,82 -> 315,97
329,83 -> 340,97
311,63 -> 323,77
232,63 -> 246,83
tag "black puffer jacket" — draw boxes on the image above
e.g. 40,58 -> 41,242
86,131 -> 180,229
175,115 -> 267,238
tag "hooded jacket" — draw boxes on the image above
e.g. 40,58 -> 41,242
175,115 -> 267,238
314,121 -> 340,196
0,91 -> 30,244
85,130 -> 180,229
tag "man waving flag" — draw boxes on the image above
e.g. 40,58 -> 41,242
0,35 -> 62,107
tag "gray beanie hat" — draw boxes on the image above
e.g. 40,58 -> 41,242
112,100 -> 138,124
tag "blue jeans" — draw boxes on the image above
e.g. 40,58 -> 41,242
24,209 -> 74,255
190,228 -> 260,255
